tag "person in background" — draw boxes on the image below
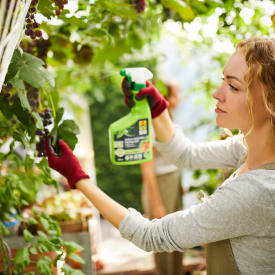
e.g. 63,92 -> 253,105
140,81 -> 184,275
45,37 -> 275,275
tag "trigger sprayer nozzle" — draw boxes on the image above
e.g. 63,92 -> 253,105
120,67 -> 153,91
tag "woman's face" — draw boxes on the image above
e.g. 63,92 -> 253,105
212,50 -> 269,133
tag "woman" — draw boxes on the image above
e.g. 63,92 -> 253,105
45,37 -> 275,275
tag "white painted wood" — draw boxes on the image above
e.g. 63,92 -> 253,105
0,0 -> 32,92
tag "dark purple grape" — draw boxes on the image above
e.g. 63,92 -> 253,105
5,83 -> 12,91
25,29 -> 32,36
35,129 -> 44,136
30,32 -> 36,39
35,30 -> 42,37
33,22 -> 39,28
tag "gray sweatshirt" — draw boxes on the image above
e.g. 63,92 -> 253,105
119,128 -> 275,275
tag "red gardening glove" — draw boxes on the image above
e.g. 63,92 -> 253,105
44,139 -> 90,189
121,78 -> 169,118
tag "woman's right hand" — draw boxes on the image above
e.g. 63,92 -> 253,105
44,138 -> 89,189
121,78 -> 169,118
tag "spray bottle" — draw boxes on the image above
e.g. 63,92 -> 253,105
109,67 -> 153,165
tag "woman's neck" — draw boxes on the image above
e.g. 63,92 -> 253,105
244,124 -> 275,170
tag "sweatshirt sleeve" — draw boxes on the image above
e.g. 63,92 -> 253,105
119,172 -> 273,252
155,127 -> 247,170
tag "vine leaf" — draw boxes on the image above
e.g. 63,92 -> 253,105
38,0 -> 60,19
18,90 -> 31,112
11,78 -> 25,92
4,49 -> 23,83
57,119 -> 80,150
0,96 -> 13,119
32,112 -> 44,129
54,107 -> 64,125
12,97 -> 32,128
19,52 -> 55,88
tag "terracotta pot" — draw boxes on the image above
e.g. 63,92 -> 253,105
59,218 -> 88,233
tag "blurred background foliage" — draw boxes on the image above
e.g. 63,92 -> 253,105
32,0 -> 275,210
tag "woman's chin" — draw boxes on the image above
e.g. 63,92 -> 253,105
216,118 -> 235,130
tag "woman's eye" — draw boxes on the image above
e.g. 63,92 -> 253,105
229,84 -> 238,91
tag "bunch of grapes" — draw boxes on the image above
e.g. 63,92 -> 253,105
24,0 -> 42,40
35,108 -> 52,157
51,0 -> 68,16
134,0 -> 146,13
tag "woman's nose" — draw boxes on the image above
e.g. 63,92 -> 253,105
213,84 -> 225,102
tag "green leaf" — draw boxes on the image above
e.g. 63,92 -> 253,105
11,77 -> 25,92
16,214 -> 26,222
37,256 -> 52,275
4,49 -> 23,83
32,207 -> 38,215
19,52 -> 54,88
24,154 -> 34,171
57,119 -> 80,150
0,96 -> 13,119
23,229 -> 34,242
14,246 -> 30,273
68,253 -> 85,264
161,0 -> 195,21
38,0 -> 55,19
32,112 -> 44,129
13,130 -> 29,148
54,107 -> 64,126
64,241 -> 84,254
53,253 -> 63,267
21,199 -> 29,206
29,245 -> 38,255
23,52 -> 45,67
37,230 -> 47,238
40,216 -> 50,231
0,222 -> 10,236
62,263 -> 85,275
12,96 -> 31,128
18,90 -> 31,111
28,217 -> 38,225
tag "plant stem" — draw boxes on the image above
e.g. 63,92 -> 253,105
0,236 -> 10,275
43,87 -> 56,118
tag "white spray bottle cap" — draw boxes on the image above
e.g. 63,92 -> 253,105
120,67 -> 153,90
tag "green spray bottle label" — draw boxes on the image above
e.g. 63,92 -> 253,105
109,68 -> 153,165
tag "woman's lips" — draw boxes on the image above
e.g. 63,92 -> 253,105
215,107 -> 227,113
